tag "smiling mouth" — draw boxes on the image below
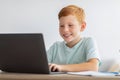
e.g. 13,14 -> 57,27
63,34 -> 72,38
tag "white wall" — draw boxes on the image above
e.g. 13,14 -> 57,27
0,0 -> 120,61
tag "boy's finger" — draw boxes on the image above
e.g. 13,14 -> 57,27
49,65 -> 53,71
49,64 -> 55,71
53,66 -> 57,72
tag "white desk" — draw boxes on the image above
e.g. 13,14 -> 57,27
0,72 -> 120,80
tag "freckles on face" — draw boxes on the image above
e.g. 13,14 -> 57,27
59,15 -> 81,43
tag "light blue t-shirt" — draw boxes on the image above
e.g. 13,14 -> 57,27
47,37 -> 100,65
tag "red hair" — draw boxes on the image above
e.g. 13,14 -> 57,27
58,5 -> 85,23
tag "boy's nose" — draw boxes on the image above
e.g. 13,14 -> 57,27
63,26 -> 69,32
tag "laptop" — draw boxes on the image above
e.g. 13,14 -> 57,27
0,33 -> 64,74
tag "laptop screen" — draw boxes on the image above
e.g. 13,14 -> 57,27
0,33 -> 49,74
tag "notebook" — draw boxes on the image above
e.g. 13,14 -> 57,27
0,33 -> 65,74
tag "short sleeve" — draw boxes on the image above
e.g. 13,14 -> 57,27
46,42 -> 57,63
85,37 -> 101,62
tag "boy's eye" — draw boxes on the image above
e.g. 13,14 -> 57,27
69,24 -> 73,27
60,25 -> 64,27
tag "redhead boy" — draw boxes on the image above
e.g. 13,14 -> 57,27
47,5 -> 100,72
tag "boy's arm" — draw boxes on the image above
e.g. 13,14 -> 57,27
49,58 -> 99,72
61,58 -> 99,72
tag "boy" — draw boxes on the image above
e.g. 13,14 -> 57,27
47,5 -> 100,72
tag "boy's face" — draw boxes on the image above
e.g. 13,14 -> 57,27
59,15 -> 86,43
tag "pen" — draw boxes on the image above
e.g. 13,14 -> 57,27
110,72 -> 119,75
101,72 -> 120,76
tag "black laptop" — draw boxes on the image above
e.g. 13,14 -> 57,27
0,33 -> 50,74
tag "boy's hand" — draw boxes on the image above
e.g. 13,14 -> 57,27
49,63 -> 62,72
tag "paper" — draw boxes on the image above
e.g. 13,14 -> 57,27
67,71 -> 120,77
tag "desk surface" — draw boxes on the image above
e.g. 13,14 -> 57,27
0,72 -> 120,80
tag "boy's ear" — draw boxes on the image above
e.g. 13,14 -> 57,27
80,21 -> 86,32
